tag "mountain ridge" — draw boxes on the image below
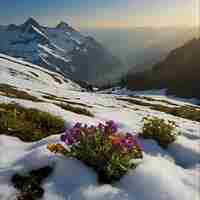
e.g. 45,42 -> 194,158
0,18 -> 123,85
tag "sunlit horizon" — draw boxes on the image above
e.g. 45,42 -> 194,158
0,0 -> 198,30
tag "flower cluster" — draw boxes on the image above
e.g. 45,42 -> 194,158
59,121 -> 142,155
108,133 -> 142,154
140,116 -> 179,148
48,121 -> 143,183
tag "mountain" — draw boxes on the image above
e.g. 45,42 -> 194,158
0,53 -> 81,93
122,38 -> 200,99
0,18 -> 122,85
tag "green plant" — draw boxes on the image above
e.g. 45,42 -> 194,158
0,84 -> 41,102
56,103 -> 94,117
11,166 -> 53,200
0,103 -> 65,142
48,121 -> 143,183
140,116 -> 178,148
172,106 -> 200,122
118,97 -> 200,122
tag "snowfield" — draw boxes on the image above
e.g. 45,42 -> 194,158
0,54 -> 199,200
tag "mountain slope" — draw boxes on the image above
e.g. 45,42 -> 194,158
123,38 -> 200,98
0,53 -> 81,95
0,52 -> 199,200
0,18 -> 122,85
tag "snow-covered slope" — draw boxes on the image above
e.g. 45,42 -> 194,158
0,18 -> 122,85
0,53 -> 81,94
0,55 -> 199,200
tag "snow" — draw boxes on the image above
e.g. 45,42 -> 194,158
0,21 -> 85,75
168,136 -> 200,167
0,55 -> 199,200
110,88 -> 199,107
0,53 -> 65,76
0,53 -> 81,94
38,44 -> 71,63
119,155 -> 199,200
31,25 -> 49,40
0,135 -> 199,200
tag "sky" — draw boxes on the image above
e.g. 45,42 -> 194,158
0,0 -> 198,28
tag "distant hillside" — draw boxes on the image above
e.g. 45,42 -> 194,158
122,38 -> 200,98
83,27 -> 197,74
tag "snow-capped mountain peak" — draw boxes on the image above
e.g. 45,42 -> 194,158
20,17 -> 43,32
56,21 -> 72,30
0,18 -> 122,85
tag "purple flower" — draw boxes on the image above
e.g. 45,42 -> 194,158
105,120 -> 118,134
69,128 -> 82,141
126,134 -> 143,151
106,120 -> 115,127
65,134 -> 75,145
120,138 -> 133,150
126,133 -> 134,139
111,126 -> 117,133
98,123 -> 104,130
60,134 -> 67,142
74,122 -> 82,128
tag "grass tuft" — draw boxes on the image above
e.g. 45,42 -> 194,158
0,103 -> 65,142
11,166 -> 53,200
0,84 -> 41,102
56,103 -> 94,117
118,97 -> 200,122
140,116 -> 179,148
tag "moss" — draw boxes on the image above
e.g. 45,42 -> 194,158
131,95 -> 178,106
0,103 -> 65,142
42,94 -> 58,101
152,105 -> 200,122
118,97 -> 200,122
56,103 -> 94,117
117,97 -> 154,107
42,93 -> 92,108
11,166 -> 53,200
0,84 -> 41,102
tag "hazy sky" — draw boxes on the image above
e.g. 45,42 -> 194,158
0,0 -> 198,28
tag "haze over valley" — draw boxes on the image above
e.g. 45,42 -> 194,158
83,27 -> 198,74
